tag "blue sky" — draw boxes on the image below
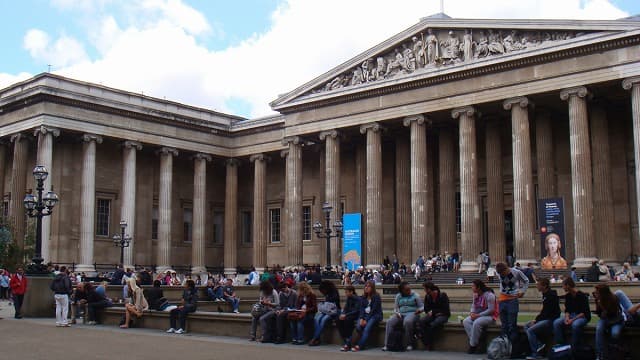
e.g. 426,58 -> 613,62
1,0 -> 639,118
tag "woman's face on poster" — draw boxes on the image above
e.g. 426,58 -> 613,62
547,235 -> 560,255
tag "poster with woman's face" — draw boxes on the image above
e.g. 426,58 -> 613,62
538,198 -> 568,270
540,232 -> 568,270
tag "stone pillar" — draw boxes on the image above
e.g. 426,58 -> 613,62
120,141 -> 142,268
192,153 -> 211,275
250,154 -> 268,272
0,142 -> 6,215
485,120 -> 506,263
452,106 -> 481,271
438,128 -> 457,254
623,77 -> 640,260
224,158 -> 239,275
320,130 -> 342,266
360,123 -> 383,267
156,147 -> 178,273
590,105 -> 617,264
76,134 -> 103,273
403,115 -> 430,261
282,137 -> 303,267
34,126 -> 60,263
504,97 -> 537,265
9,134 -> 29,250
395,136 -> 411,265
535,112 -> 556,198
561,86 -> 597,267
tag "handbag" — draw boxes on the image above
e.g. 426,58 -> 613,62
287,310 -> 305,320
318,301 -> 338,316
251,302 -> 266,318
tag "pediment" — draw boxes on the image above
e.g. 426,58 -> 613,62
271,17 -> 640,112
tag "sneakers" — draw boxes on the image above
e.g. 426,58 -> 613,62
351,345 -> 360,352
406,345 -> 413,351
233,310 -> 240,314
166,328 -> 176,333
86,321 -> 96,325
340,345 -> 349,352
175,328 -> 185,334
381,346 -> 388,351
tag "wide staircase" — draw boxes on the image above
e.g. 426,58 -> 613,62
98,281 -> 640,354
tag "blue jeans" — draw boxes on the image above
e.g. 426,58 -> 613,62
524,319 -> 552,355
595,318 -> 623,354
355,315 -> 381,348
225,296 -> 239,311
553,314 -> 588,347
207,287 -> 223,300
499,298 -> 519,343
290,313 -> 314,342
312,313 -> 334,340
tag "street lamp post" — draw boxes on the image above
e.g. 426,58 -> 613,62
23,165 -> 59,273
313,202 -> 343,275
112,220 -> 131,266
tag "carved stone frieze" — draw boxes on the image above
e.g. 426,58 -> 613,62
310,28 -> 589,95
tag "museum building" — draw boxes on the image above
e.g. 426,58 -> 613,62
1,14 -> 640,273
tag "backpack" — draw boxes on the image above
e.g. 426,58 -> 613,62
487,335 -> 512,360
386,327 -> 404,352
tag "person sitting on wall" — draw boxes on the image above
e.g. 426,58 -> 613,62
166,279 -> 198,334
382,281 -> 423,352
523,277 -> 560,359
552,277 -> 590,349
418,281 -> 451,351
463,279 -> 498,354
540,233 -> 568,270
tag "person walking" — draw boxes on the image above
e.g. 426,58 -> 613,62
50,266 -> 73,327
495,262 -> 529,343
9,266 -> 27,319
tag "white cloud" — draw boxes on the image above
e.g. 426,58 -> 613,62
1,0 -> 631,118
23,29 -> 89,68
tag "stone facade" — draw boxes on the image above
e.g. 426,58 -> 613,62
1,16 -> 640,272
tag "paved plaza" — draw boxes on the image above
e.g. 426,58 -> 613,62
0,299 -> 483,360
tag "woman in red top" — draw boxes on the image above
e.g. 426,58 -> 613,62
9,266 -> 27,319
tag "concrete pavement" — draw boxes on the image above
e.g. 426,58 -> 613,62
0,299 -> 488,360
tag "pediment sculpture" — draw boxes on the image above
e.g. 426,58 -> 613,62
310,28 -> 591,95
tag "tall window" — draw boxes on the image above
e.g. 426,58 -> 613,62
241,211 -> 252,244
269,208 -> 281,243
96,199 -> 111,236
212,211 -> 224,244
183,208 -> 193,243
455,191 -> 461,233
151,206 -> 158,240
302,206 -> 311,241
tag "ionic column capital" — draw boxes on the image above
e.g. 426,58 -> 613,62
280,149 -> 289,158
403,114 -> 432,127
122,140 -> 142,151
359,122 -> 385,134
503,96 -> 532,111
34,126 -> 60,138
250,153 -> 271,163
451,106 -> 478,119
156,146 -> 178,157
82,133 -> 103,144
623,77 -> 640,90
282,136 -> 302,146
193,153 -> 212,162
10,133 -> 31,143
225,158 -> 240,167
560,86 -> 591,101
319,130 -> 340,141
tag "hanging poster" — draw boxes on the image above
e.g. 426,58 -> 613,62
342,213 -> 362,271
538,198 -> 568,269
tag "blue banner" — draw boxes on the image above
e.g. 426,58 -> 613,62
538,198 -> 568,269
342,213 -> 362,271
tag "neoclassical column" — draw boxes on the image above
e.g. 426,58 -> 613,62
590,105 -> 617,264
438,127 -> 457,254
282,136 -> 303,267
535,112 -> 556,198
485,119 -> 506,263
319,130 -> 342,266
224,158 -> 239,274
192,152 -> 211,275
9,134 -> 29,250
76,134 -> 103,273
250,154 -> 269,272
0,141 -> 7,218
403,114 -> 430,260
156,147 -> 178,273
623,77 -> 640,259
120,141 -> 142,268
360,123 -> 383,267
452,106 -> 481,271
34,126 -> 60,263
395,136 -> 411,265
561,86 -> 596,267
504,96 -> 537,265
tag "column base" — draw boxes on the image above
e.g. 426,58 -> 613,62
255,267 -> 265,273
191,266 -> 207,275
365,264 -> 381,270
458,261 -> 480,272
224,267 -> 237,276
155,265 -> 173,274
75,264 -> 97,275
573,257 -> 599,268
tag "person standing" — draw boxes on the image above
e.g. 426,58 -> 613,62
495,262 -> 529,343
523,278 -> 560,359
9,266 -> 27,319
50,266 -> 72,326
